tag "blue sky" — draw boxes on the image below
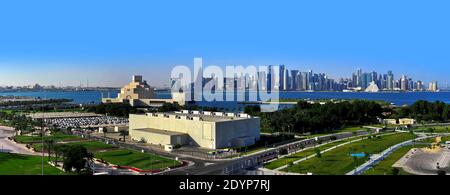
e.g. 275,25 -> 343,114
0,0 -> 449,87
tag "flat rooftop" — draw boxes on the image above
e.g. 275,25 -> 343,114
133,128 -> 187,136
139,111 -> 257,122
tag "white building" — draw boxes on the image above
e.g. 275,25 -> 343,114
365,81 -> 380,93
129,111 -> 260,149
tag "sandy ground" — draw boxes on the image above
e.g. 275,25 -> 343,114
0,126 -> 38,155
394,147 -> 450,175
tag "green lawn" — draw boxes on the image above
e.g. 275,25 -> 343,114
414,125 -> 450,133
0,152 -> 66,175
264,134 -> 388,170
94,149 -> 180,170
304,126 -> 372,139
363,137 -> 445,175
363,145 -> 414,175
14,132 -> 84,144
441,136 -> 450,142
33,141 -> 116,152
282,133 -> 416,175
265,138 -> 355,169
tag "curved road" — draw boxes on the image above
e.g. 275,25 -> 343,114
0,126 -> 38,155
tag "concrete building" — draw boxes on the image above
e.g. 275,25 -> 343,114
102,75 -> 185,107
98,125 -> 129,133
383,119 -> 397,125
382,118 -> 415,125
399,118 -> 416,125
129,110 -> 260,149
429,81 -> 439,92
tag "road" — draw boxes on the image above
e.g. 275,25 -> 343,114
0,126 -> 38,155
165,130 -> 376,175
73,128 -> 378,175
274,132 -> 399,171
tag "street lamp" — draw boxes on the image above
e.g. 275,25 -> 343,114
41,105 -> 45,175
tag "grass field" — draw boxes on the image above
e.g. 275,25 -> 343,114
414,125 -> 450,133
282,133 -> 416,175
265,137 -> 362,170
32,141 -> 116,152
14,132 -> 83,144
363,145 -> 414,175
264,133 -> 390,170
304,126 -> 372,139
0,153 -> 66,175
94,149 -> 180,170
16,132 -> 179,171
363,137 -> 446,175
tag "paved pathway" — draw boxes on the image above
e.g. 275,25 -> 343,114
0,126 -> 38,156
274,132 -> 399,171
346,133 -> 449,175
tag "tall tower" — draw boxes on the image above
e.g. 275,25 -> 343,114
279,65 -> 285,91
387,71 -> 394,90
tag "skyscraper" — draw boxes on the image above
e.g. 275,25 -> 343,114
387,71 -> 394,90
279,65 -> 285,91
290,70 -> 299,90
429,81 -> 438,92
400,75 -> 408,91
356,68 -> 363,87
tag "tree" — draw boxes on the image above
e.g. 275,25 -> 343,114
244,106 -> 261,116
43,139 -> 55,161
158,103 -> 181,112
119,130 -> 128,142
315,149 -> 322,158
102,128 -> 108,138
62,145 -> 94,174
260,100 -> 385,135
53,145 -> 62,166
437,170 -> 446,175
391,168 -> 400,175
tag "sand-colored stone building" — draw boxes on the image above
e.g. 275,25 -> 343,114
129,110 -> 260,149
102,75 -> 185,107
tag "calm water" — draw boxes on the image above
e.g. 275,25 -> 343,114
0,91 -> 120,104
2,91 -> 450,110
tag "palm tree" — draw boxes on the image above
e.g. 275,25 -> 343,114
119,130 -> 128,142
44,139 -> 55,161
53,145 -> 60,166
102,128 -> 108,138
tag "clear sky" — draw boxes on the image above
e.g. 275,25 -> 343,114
0,0 -> 449,87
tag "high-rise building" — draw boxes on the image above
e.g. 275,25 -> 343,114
356,68 -> 363,87
387,71 -> 394,90
279,65 -> 285,91
290,70 -> 299,90
282,68 -> 289,91
400,75 -> 408,91
301,72 -> 308,90
429,81 -> 438,92
351,73 -> 358,87
267,65 -> 273,91
416,81 -> 424,91
257,71 -> 267,91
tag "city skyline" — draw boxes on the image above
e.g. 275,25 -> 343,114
0,65 -> 442,91
1,0 -> 450,87
178,66 -> 441,92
